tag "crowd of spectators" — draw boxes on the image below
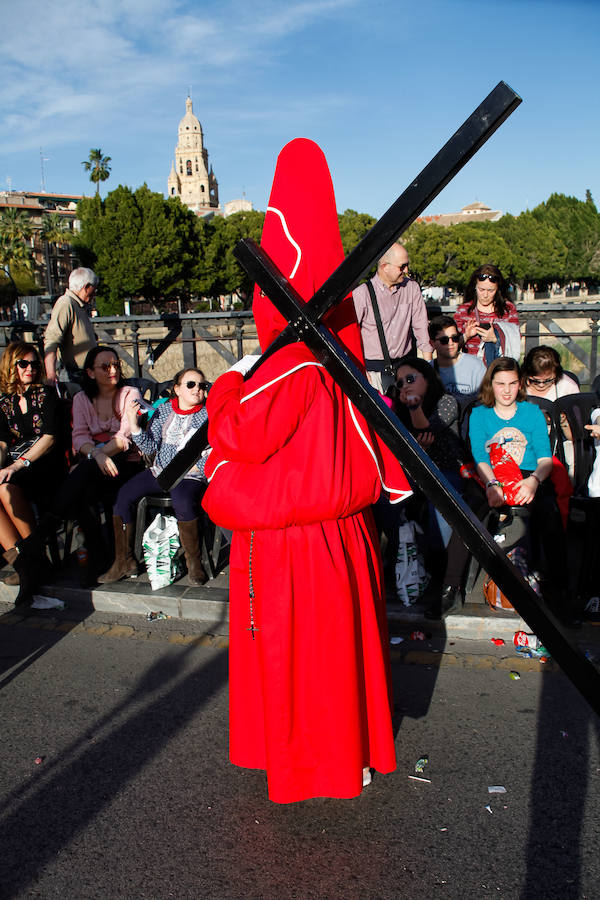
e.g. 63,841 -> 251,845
0,327 -> 210,603
365,258 -> 592,626
0,258 -> 596,626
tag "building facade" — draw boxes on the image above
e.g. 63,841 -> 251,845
167,97 -> 220,215
0,190 -> 81,295
417,201 -> 502,226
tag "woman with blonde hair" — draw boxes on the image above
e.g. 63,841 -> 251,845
0,341 -> 65,602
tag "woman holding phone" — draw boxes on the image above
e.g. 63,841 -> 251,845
98,368 -> 210,585
454,264 -> 519,362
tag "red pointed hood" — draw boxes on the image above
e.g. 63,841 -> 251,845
252,138 -> 364,370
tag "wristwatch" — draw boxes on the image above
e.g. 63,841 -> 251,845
18,456 -> 31,467
486,479 -> 502,488
86,452 -> 94,460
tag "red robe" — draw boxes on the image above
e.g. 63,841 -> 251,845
203,138 -> 411,803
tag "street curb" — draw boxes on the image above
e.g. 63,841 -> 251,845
0,611 -> 556,669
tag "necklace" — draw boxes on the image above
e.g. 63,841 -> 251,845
494,404 -> 516,420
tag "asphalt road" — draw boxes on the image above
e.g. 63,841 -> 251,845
1,613 -> 599,900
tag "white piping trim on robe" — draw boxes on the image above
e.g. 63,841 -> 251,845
206,456 -> 229,484
211,360 -> 412,502
265,206 -> 302,279
347,397 -> 413,503
240,361 -> 324,404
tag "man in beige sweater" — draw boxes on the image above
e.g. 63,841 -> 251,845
44,267 -> 98,382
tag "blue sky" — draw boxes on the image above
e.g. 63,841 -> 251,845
1,0 -> 598,220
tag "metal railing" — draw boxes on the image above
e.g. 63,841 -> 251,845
1,301 -> 599,385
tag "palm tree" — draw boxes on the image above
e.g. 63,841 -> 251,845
39,212 -> 72,294
0,207 -> 33,244
81,148 -> 112,195
0,209 -> 34,279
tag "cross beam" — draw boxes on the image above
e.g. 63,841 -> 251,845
157,79 -> 600,715
234,237 -> 600,719
158,81 -> 521,490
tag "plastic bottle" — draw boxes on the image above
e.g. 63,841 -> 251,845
514,630 -> 541,650
76,547 -> 88,567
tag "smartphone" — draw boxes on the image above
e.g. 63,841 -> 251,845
136,398 -> 155,414
480,323 -> 492,330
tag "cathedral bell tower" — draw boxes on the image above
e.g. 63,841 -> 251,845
167,97 -> 219,214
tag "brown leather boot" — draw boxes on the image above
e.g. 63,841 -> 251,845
97,516 -> 138,583
178,519 -> 208,586
2,548 -> 21,586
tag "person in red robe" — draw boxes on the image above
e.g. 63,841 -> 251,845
202,138 -> 411,803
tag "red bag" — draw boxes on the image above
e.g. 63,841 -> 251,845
489,442 -> 523,505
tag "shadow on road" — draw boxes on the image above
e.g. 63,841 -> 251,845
389,620 -> 447,740
522,669 -> 600,898
0,596 -> 96,690
0,610 -> 229,898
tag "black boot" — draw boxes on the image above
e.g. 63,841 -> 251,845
425,585 -> 461,620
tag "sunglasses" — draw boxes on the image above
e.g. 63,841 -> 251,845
16,359 -> 40,370
435,334 -> 461,345
95,361 -> 121,372
527,376 -> 556,387
477,273 -> 500,283
396,373 -> 420,389
184,380 -> 209,390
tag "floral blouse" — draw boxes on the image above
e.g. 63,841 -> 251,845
0,384 -> 60,449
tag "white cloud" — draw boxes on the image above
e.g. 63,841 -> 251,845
0,0 -> 359,159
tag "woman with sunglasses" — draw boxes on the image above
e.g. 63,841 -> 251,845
522,346 -> 580,400
390,357 -> 467,615
51,345 -> 144,582
98,368 -> 209,585
0,342 -> 66,600
454,264 -> 519,362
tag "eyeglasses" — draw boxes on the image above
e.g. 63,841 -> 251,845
396,373 -> 420,389
16,359 -> 40,370
184,380 -> 209,390
527,376 -> 556,387
477,273 -> 500,283
95,361 -> 121,372
389,262 -> 409,271
435,334 -> 461,345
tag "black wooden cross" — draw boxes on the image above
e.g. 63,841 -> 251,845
159,82 -> 600,717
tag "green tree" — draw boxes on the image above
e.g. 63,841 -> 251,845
192,210 -> 265,307
495,212 -> 568,286
404,221 -> 512,291
81,148 -> 112,196
75,185 -> 202,313
0,209 -> 35,301
531,193 -> 600,281
39,212 -> 72,294
338,209 -> 377,256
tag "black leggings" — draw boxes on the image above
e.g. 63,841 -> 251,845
444,477 -> 566,589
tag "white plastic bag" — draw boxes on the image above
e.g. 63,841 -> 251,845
142,513 -> 181,590
587,408 -> 600,497
395,518 -> 430,606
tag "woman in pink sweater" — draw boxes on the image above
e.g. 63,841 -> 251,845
56,345 -> 144,581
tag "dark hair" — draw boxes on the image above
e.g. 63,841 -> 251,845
171,368 -> 207,398
479,357 -> 526,407
428,315 -> 458,342
521,345 -> 563,381
0,341 -> 45,394
81,345 -> 125,401
463,264 -> 510,318
391,356 -> 444,422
